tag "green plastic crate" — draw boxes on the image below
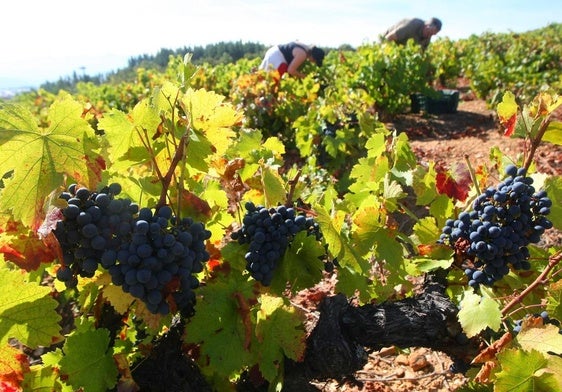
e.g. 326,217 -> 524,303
410,89 -> 459,114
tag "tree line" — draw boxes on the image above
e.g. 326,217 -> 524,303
39,40 -> 271,94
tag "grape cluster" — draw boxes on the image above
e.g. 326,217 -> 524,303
53,183 -> 211,315
439,165 -> 552,288
104,206 -> 211,316
231,201 -> 320,286
54,183 -> 135,288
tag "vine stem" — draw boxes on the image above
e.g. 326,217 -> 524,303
501,250 -> 562,316
464,154 -> 480,195
286,169 -> 302,206
158,131 -> 189,209
522,112 -> 551,173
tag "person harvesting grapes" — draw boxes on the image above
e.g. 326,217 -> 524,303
259,41 -> 325,78
383,17 -> 442,51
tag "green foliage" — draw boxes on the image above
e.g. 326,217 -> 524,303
0,95 -> 101,228
458,23 -> 562,104
495,349 -> 559,392
0,25 -> 561,391
0,263 -> 62,347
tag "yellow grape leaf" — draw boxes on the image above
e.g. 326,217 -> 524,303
254,295 -> 306,382
542,121 -> 562,146
101,284 -> 135,315
0,344 -> 29,388
495,348 -> 559,392
0,97 -> 100,228
517,324 -> 562,355
528,91 -> 562,117
547,355 -> 562,390
262,137 -> 286,158
0,265 -> 63,347
458,291 -> 502,338
181,88 -> 242,157
497,91 -> 518,124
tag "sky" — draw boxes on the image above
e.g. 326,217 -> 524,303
1,0 -> 560,90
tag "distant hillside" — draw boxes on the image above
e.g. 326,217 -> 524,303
39,41 -> 270,94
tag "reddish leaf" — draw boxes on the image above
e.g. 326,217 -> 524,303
0,219 -> 57,271
0,345 -> 30,390
417,244 -> 434,256
435,164 -> 472,202
207,258 -> 221,272
178,189 -> 212,218
502,114 -> 517,137
0,381 -> 19,392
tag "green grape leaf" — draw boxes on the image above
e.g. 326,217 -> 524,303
495,349 -> 559,392
270,232 -> 325,294
458,291 -> 501,337
23,363 -> 69,392
544,176 -> 562,230
365,133 -> 387,158
542,121 -> 562,146
381,176 -> 407,212
185,129 -> 214,172
392,132 -> 418,171
429,194 -> 456,227
412,163 -> 438,206
97,99 -> 161,168
226,129 -> 263,162
352,204 -> 384,255
262,137 -> 286,157
335,265 -> 374,302
315,206 -> 368,274
517,324 -> 562,355
546,280 -> 562,322
185,274 -> 256,378
59,329 -> 118,392
254,295 -> 306,382
0,97 -> 100,228
0,266 -> 62,347
348,155 -> 389,193
372,228 -> 405,271
411,216 -> 440,245
40,348 -> 63,368
353,203 -> 405,273
261,165 -> 286,207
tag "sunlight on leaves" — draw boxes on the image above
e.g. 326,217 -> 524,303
517,324 -> 562,355
255,295 -> 306,382
0,265 -> 62,347
59,329 -> 118,392
495,349 -> 559,392
458,291 -> 501,337
0,97 -> 100,228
